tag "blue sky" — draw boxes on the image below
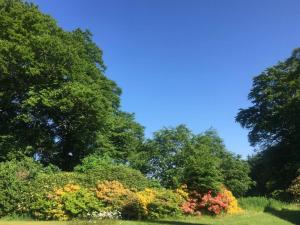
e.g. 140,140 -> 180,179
31,0 -> 300,157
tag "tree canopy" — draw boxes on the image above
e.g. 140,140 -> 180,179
0,0 -> 143,170
237,49 -> 300,197
236,49 -> 300,148
133,125 -> 253,196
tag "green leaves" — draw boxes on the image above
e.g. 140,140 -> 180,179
135,125 -> 252,195
236,49 -> 300,147
0,0 -> 143,170
237,49 -> 300,199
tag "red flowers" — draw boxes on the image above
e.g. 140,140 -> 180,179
181,190 -> 230,215
200,191 -> 229,215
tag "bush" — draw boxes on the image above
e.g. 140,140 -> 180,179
181,187 -> 242,216
0,158 -> 43,217
75,155 -> 160,190
146,189 -> 184,219
95,180 -> 144,220
288,175 -> 300,202
32,184 -> 103,220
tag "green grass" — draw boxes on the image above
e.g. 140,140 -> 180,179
1,211 -> 300,225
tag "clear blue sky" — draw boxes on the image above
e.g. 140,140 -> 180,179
31,0 -> 300,157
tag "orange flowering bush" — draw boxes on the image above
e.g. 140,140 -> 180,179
95,181 -> 133,208
95,180 -> 144,219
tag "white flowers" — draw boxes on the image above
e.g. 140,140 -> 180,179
87,210 -> 121,220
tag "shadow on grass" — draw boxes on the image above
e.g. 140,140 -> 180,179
264,206 -> 300,225
68,219 -> 207,225
145,220 -> 208,225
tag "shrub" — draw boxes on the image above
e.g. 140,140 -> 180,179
146,189 -> 184,219
136,188 -> 157,214
0,158 -> 43,217
75,155 -> 160,190
32,184 -> 103,220
181,187 -> 242,216
199,191 -> 229,215
95,180 -> 144,220
222,188 -> 243,214
288,175 -> 300,202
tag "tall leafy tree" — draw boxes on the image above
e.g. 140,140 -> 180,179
134,125 -> 252,195
0,0 -> 143,169
236,49 -> 300,147
236,49 -> 300,196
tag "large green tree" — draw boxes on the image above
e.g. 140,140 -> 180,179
236,49 -> 300,197
236,49 -> 300,147
134,125 -> 252,196
0,0 -> 143,170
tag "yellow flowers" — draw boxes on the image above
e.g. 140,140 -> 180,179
137,188 -> 157,213
175,184 -> 189,200
222,188 -> 243,214
54,184 -> 80,196
96,180 -> 131,203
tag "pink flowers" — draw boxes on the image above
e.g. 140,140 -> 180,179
200,191 -> 229,215
181,190 -> 230,215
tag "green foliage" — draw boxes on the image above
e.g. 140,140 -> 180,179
221,154 -> 254,197
0,0 -> 144,170
182,146 -> 222,193
32,184 -> 103,220
75,155 -> 160,190
288,174 -> 300,202
135,125 -> 252,195
236,49 -> 300,198
0,157 -> 43,216
147,189 -> 183,219
238,197 -> 289,212
236,49 -> 300,147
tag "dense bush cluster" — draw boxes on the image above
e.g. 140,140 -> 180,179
0,157 -> 243,221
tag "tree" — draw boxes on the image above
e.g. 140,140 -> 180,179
134,125 -> 252,195
236,49 -> 300,147
0,0 -> 143,170
236,49 -> 300,197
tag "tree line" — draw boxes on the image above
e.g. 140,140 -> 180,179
0,0 -> 299,200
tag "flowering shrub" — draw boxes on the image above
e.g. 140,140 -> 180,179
32,184 -> 103,220
222,188 -> 243,214
181,187 -> 242,216
200,191 -> 229,215
136,188 -> 157,214
95,181 -> 133,208
95,180 -> 144,219
181,197 -> 199,215
175,184 -> 189,201
87,210 -> 121,220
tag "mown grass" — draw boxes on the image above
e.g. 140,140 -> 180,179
1,197 -> 299,225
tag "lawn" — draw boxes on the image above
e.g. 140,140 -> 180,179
1,210 -> 300,225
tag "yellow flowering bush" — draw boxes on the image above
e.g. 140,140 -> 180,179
33,183 -> 103,220
95,180 -> 144,219
175,184 -> 189,200
222,188 -> 243,214
137,188 -> 157,213
95,181 -> 132,206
